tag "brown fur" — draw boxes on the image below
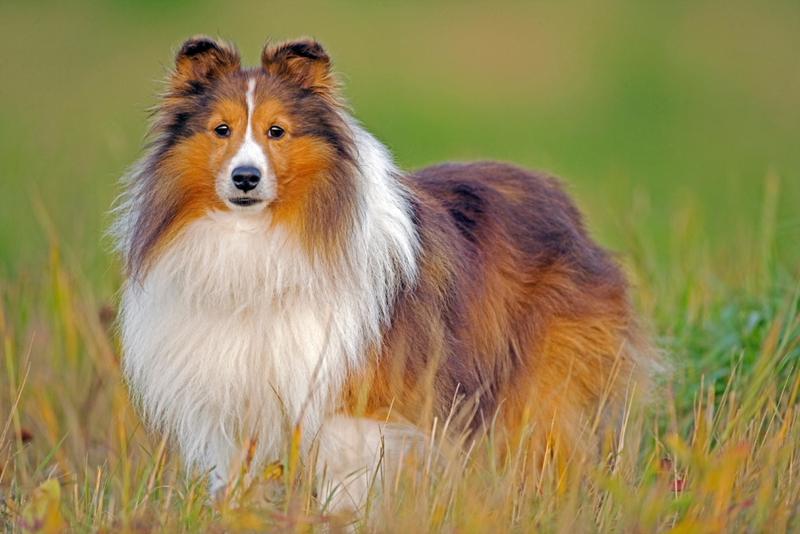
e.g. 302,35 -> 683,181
342,162 -> 654,465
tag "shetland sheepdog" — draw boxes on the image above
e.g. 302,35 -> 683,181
113,36 -> 658,512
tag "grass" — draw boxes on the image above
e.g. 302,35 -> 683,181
2,193 -> 799,533
1,0 -> 800,532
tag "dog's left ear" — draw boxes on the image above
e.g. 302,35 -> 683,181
261,39 -> 336,97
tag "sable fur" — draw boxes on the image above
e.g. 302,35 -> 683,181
348,162 -> 653,459
113,35 -> 658,511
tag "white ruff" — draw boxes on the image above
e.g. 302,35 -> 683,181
117,120 -> 418,487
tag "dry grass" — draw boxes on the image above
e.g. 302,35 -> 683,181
1,186 -> 799,533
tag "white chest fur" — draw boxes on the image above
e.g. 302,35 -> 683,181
120,215 -> 344,472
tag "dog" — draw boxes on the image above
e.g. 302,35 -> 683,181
112,36 -> 658,512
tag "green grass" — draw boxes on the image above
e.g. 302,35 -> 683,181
1,0 -> 800,532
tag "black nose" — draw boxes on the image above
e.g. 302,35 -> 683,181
231,166 -> 261,192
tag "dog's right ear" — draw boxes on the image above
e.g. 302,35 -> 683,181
170,36 -> 240,89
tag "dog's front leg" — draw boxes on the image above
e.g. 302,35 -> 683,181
315,415 -> 427,516
202,445 -> 230,501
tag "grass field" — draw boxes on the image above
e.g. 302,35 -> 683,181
1,0 -> 800,532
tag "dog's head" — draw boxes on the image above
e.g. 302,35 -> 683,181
125,37 -> 358,277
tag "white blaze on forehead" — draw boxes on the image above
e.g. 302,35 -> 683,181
228,77 -> 268,173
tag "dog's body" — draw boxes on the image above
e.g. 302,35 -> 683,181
114,37 -> 657,510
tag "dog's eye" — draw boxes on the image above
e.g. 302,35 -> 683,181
214,124 -> 231,138
267,126 -> 285,139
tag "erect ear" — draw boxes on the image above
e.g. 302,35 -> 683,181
171,36 -> 240,88
261,39 -> 336,96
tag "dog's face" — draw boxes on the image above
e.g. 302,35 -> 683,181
160,38 -> 355,219
127,37 -> 358,276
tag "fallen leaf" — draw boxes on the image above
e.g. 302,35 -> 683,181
19,479 -> 63,533
263,461 -> 283,481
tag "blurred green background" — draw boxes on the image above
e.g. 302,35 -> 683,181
1,0 -> 798,298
